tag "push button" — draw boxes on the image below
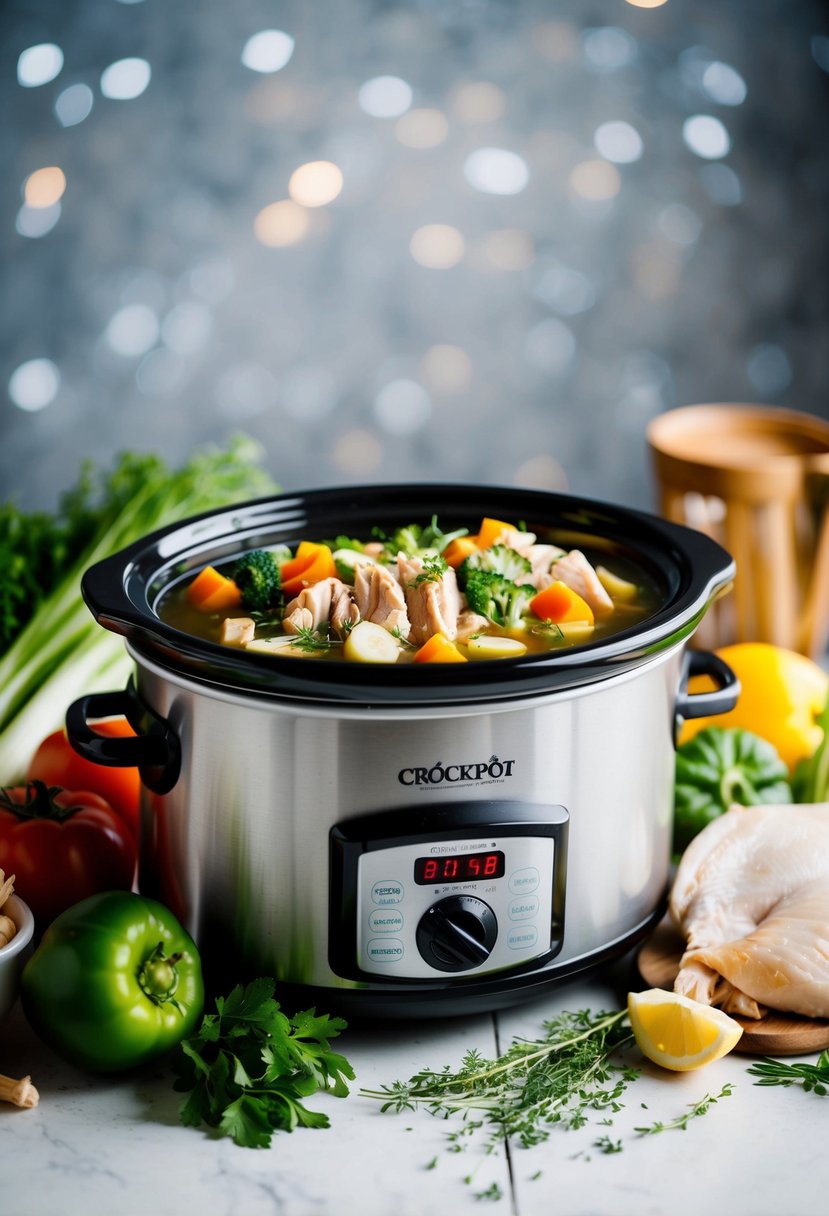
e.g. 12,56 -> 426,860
509,867 -> 539,895
371,880 -> 404,905
368,909 -> 404,934
366,938 -> 404,963
508,894 -> 539,921
507,925 -> 539,951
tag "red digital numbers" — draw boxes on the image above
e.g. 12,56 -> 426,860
414,850 -> 505,885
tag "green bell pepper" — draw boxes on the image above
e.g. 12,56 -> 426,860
673,725 -> 792,856
22,890 -> 204,1073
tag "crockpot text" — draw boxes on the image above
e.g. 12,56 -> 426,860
398,756 -> 516,787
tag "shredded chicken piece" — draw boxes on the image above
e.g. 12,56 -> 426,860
671,803 -> 829,1019
455,610 -> 491,642
329,580 -> 361,638
514,543 -> 566,588
352,563 -> 410,638
398,554 -> 461,645
548,549 -> 614,618
219,617 -> 256,647
496,526 -> 537,550
283,578 -> 358,637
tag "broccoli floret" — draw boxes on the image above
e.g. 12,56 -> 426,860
464,570 -> 534,629
232,548 -> 286,612
459,544 -> 532,589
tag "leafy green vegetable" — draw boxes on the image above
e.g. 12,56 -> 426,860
747,1051 -> 829,1095
792,692 -> 829,803
0,436 -> 277,779
673,726 -> 792,855
173,977 -> 354,1148
374,515 -> 468,561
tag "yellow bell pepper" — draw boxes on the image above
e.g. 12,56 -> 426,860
679,642 -> 829,772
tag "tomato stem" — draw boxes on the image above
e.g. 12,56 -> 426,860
0,780 -> 85,822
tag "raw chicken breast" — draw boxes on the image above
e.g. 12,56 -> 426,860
671,803 -> 829,1019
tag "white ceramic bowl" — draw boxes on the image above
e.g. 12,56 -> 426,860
0,894 -> 35,1021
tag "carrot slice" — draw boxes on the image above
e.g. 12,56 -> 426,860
187,565 -> 242,612
442,536 -> 479,568
529,580 -> 594,625
412,633 -> 468,663
281,543 -> 337,597
476,517 -> 514,549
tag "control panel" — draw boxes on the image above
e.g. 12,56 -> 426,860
329,801 -> 568,984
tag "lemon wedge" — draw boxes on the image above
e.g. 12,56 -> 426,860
627,989 -> 743,1072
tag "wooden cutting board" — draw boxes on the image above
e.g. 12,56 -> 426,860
637,917 -> 829,1056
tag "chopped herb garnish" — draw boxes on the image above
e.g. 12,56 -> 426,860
634,1084 -> 734,1134
289,626 -> 342,653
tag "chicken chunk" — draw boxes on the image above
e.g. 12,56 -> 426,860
671,803 -> 829,1019
455,610 -> 491,642
398,555 -> 461,645
353,563 -> 410,639
283,578 -> 354,636
220,616 -> 256,646
549,549 -> 614,618
514,543 -> 566,588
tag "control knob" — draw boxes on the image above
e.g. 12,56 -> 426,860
415,894 -> 498,973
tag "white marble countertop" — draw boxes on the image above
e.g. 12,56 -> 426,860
2,955 -> 827,1216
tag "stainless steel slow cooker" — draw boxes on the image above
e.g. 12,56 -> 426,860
66,484 -> 737,1017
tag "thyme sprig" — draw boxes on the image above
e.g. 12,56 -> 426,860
289,626 -> 342,653
747,1051 -> 829,1095
634,1083 -> 734,1134
361,1009 -> 638,1152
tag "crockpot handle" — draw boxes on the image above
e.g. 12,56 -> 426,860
674,649 -> 740,740
65,682 -> 181,794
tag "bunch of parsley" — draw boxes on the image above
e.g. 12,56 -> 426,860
173,978 -> 355,1148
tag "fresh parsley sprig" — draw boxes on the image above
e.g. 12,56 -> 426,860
747,1051 -> 829,1095
173,977 -> 355,1148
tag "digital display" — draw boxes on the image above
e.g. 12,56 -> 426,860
414,850 -> 505,885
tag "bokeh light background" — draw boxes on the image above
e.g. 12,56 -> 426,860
3,0 -> 828,511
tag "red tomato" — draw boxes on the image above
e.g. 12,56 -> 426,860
27,721 -> 141,840
0,781 -> 137,926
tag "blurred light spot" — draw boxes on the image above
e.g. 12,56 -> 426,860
624,0 -> 668,7
17,44 -> 63,88
358,76 -> 412,118
593,121 -> 643,164
54,83 -> 94,127
631,243 -> 682,300
451,82 -> 506,123
136,350 -> 186,396
409,224 -> 465,269
100,58 -> 151,101
533,22 -> 580,63
8,358 -> 60,411
464,148 -> 529,196
161,302 -> 213,356
288,161 -> 343,207
699,163 -> 743,206
533,263 -> 597,315
241,30 -> 295,74
582,27 -> 637,72
121,269 -> 166,310
283,365 -> 339,421
395,108 -> 448,148
658,203 -> 702,245
682,114 -> 730,160
254,200 -> 310,247
569,159 -> 621,200
105,304 -> 160,357
812,35 -> 829,74
677,46 -> 714,90
374,379 -> 432,436
332,429 -> 383,476
746,344 -> 792,396
523,318 -> 576,376
24,167 -> 66,209
16,203 -> 61,238
419,345 -> 473,395
188,257 -> 235,303
482,229 -> 535,271
216,362 -> 277,419
513,454 -> 568,491
701,61 -> 747,106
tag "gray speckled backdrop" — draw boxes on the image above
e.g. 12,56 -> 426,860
2,0 -> 828,512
